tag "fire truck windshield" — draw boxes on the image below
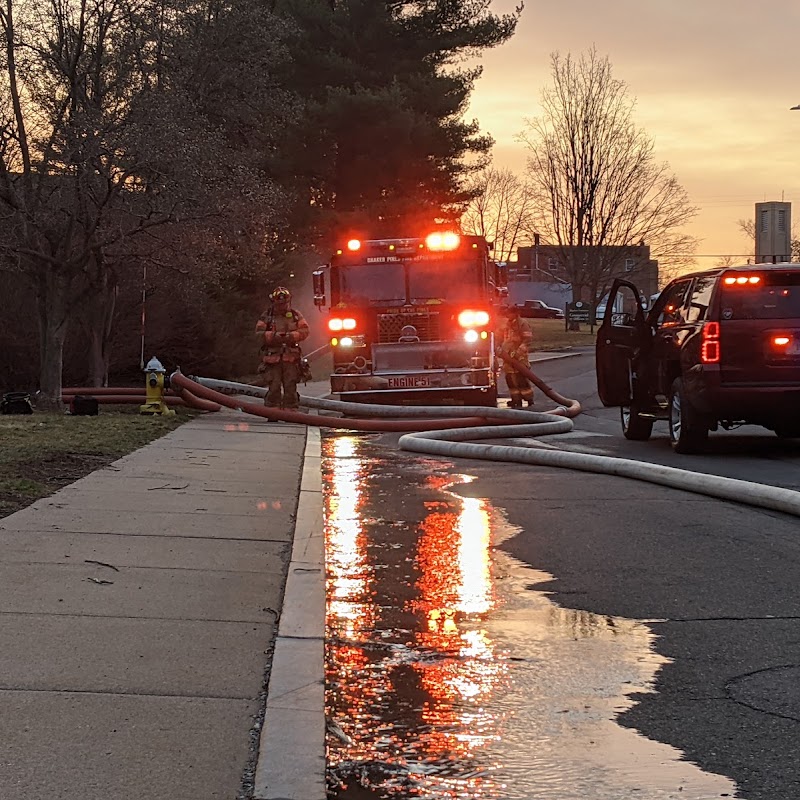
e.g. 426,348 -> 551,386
335,257 -> 482,306
337,263 -> 406,304
408,258 -> 480,303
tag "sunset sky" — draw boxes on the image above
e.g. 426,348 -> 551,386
468,0 -> 800,268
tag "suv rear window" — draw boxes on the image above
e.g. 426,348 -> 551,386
720,271 -> 800,320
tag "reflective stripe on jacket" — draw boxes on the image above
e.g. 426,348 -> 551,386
499,318 -> 532,374
256,307 -> 310,363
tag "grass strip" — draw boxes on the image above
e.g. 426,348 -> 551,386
0,409 -> 190,518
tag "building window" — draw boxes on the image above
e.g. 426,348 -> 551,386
547,257 -> 559,271
624,258 -> 636,271
760,209 -> 769,232
778,209 -> 786,232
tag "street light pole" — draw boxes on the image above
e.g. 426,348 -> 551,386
140,262 -> 146,371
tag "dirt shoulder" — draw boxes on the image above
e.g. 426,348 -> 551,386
0,410 -> 190,519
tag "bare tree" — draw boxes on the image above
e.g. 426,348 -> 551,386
0,0 -> 291,397
0,0 -> 188,401
737,218 -> 756,246
518,48 -> 698,306
460,167 -> 536,261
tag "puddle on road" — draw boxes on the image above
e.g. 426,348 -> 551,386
323,434 -> 738,800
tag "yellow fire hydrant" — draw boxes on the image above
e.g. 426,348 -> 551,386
140,357 -> 175,416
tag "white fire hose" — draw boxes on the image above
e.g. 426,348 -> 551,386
187,374 -> 800,519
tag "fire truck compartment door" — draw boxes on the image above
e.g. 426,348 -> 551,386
372,342 -> 475,372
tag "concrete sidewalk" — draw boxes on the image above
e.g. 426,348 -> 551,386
0,409 -> 324,800
0,360 -> 585,800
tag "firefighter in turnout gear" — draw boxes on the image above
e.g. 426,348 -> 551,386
255,287 -> 310,409
499,306 -> 535,408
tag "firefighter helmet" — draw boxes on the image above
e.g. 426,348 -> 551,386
269,286 -> 291,302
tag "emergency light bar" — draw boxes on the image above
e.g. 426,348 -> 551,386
425,232 -> 460,251
336,233 -> 464,256
723,275 -> 761,285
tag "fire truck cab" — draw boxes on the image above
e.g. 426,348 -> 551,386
313,232 -> 505,406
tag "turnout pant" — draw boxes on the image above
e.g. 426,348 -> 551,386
505,370 -> 534,407
264,361 -> 301,409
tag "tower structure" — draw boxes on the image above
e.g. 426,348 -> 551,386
754,201 -> 791,263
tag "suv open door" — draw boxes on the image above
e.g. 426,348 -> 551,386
595,280 -> 650,406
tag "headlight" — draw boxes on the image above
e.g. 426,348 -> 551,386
464,330 -> 479,343
337,335 -> 365,348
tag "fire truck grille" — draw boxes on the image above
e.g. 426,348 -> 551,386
378,312 -> 441,343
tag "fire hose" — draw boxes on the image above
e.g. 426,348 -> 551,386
171,356 -> 800,518
66,352 -> 800,517
61,385 -> 221,412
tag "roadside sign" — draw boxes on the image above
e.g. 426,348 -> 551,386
566,301 -> 591,327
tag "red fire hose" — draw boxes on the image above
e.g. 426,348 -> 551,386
61,345 -> 579,425
169,371 -> 502,432
61,386 -> 221,412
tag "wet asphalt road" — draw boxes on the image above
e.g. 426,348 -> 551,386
323,350 -> 800,800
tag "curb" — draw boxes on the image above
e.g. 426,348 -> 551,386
530,350 -> 587,364
253,427 -> 326,800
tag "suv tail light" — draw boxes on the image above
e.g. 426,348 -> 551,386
769,333 -> 796,360
701,321 -> 720,364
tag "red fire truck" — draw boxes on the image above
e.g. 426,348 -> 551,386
312,232 -> 506,405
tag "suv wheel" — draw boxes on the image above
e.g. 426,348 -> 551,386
621,405 -> 653,440
669,378 -> 709,454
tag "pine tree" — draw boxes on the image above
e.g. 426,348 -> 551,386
272,0 -> 522,242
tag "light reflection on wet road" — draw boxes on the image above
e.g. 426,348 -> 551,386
323,433 -> 739,799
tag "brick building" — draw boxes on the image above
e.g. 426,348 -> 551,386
507,243 -> 659,313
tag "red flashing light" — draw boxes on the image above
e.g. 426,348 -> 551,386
347,239 -> 361,252
328,317 -> 357,332
772,335 -> 791,347
426,232 -> 461,251
457,309 -> 490,328
701,320 -> 720,364
724,274 -> 761,286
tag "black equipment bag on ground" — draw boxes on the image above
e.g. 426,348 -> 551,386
70,395 -> 99,416
1,392 -> 33,415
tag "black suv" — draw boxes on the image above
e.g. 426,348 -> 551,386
596,264 -> 800,453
